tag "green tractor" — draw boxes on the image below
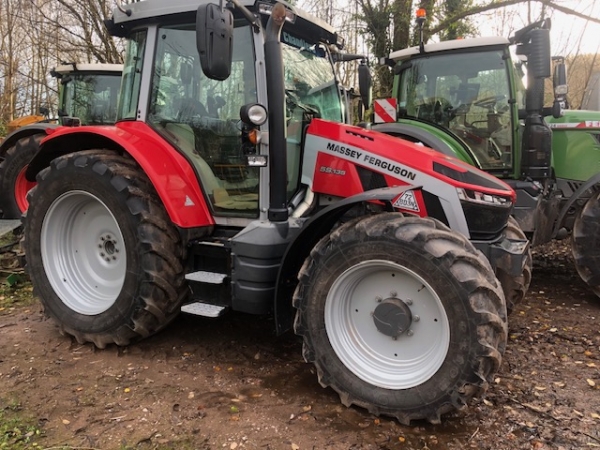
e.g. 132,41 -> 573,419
373,15 -> 600,302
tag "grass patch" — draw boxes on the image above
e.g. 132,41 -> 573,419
0,278 -> 36,313
0,400 -> 43,449
0,229 -> 35,313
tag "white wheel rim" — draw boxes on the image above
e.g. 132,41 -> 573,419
325,259 -> 450,389
41,190 -> 126,315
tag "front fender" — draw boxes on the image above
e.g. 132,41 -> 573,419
27,122 -> 214,228
371,121 -> 479,167
0,123 -> 57,157
273,185 -> 416,335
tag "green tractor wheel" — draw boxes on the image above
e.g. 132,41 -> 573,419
572,193 -> 600,297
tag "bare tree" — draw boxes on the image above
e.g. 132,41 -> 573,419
0,0 -> 123,133
353,0 -> 600,97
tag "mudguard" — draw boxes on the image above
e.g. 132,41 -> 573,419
0,123 -> 57,157
370,121 -> 480,167
26,122 -> 214,228
273,185 -> 415,335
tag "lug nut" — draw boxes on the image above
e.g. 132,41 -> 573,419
407,330 -> 414,336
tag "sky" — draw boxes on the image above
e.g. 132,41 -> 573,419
473,0 -> 600,57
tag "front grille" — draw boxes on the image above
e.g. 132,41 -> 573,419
461,201 -> 512,240
356,166 -> 387,191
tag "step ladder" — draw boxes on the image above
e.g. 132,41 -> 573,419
181,270 -> 228,317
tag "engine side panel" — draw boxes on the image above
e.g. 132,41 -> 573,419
302,119 -> 517,237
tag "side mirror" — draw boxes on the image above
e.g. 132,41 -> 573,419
196,4 -> 233,81
553,60 -> 568,99
358,62 -> 372,111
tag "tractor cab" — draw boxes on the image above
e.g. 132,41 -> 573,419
386,20 -> 553,182
109,0 -> 359,223
51,63 -> 123,126
391,38 -> 518,171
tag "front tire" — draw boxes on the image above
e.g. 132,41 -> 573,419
24,150 -> 187,348
293,214 -> 507,424
572,193 -> 600,297
0,134 -> 40,218
495,216 -> 532,314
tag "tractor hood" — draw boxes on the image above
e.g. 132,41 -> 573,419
546,110 -> 600,131
303,119 -> 516,201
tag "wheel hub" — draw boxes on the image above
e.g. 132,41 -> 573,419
98,234 -> 120,263
372,298 -> 412,338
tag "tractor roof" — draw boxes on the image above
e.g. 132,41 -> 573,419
107,0 -> 341,47
52,63 -> 124,76
389,36 -> 509,62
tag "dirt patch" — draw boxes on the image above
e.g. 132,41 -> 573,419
1,240 -> 599,449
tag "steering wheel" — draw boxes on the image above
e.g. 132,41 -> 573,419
176,98 -> 208,121
473,95 -> 506,110
433,100 -> 456,126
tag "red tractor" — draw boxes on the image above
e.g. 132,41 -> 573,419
0,63 -> 122,218
23,0 -> 528,424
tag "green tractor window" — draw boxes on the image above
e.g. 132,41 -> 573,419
398,50 -> 513,170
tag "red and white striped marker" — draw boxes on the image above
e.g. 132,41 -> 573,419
373,98 -> 397,123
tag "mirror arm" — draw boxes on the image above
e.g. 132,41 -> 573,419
227,0 -> 261,32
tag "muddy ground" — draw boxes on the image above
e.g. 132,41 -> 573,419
1,240 -> 599,450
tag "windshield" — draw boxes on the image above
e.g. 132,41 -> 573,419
282,44 -> 343,123
397,49 -> 513,170
61,73 -> 121,125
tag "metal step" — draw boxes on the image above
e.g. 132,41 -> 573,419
185,271 -> 227,284
181,302 -> 227,318
0,219 -> 22,237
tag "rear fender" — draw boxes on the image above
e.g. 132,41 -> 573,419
26,123 -> 214,228
0,124 -> 57,157
273,185 -> 414,335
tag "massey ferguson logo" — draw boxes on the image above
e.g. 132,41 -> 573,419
393,191 -> 420,212
325,142 -> 417,181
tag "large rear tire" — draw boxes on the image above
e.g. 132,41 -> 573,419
24,150 -> 187,348
293,213 -> 507,425
495,216 -> 532,314
572,193 -> 600,297
0,134 -> 40,218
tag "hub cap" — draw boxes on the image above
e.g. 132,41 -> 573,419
325,260 -> 450,389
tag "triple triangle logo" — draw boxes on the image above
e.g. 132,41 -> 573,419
393,190 -> 420,212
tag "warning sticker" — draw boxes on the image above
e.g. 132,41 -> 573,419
393,190 -> 420,212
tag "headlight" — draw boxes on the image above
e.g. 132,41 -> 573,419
457,188 -> 512,207
240,103 -> 268,126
